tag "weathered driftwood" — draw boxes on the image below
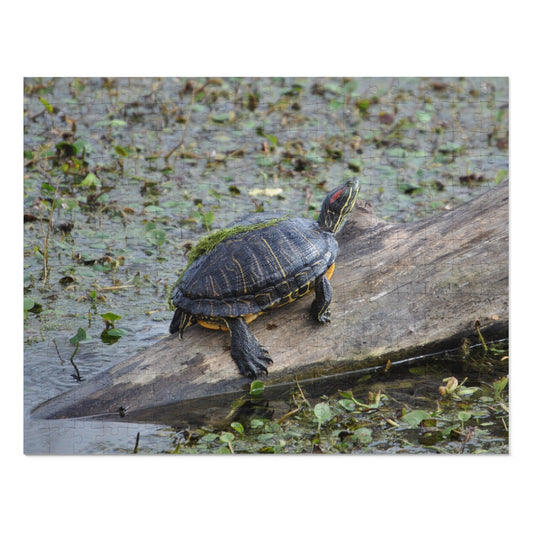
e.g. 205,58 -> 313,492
33,180 -> 509,423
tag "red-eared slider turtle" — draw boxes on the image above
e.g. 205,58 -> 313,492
169,180 -> 360,378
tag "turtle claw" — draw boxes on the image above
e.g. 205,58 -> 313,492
238,345 -> 272,379
224,317 -> 273,379
318,309 -> 331,324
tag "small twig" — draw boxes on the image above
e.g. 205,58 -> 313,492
24,153 -> 55,168
133,432 -> 140,454
52,339 -> 64,363
304,186 -> 313,217
500,416 -> 508,432
98,284 -> 136,291
295,378 -> 310,407
39,174 -> 62,288
277,408 -> 300,425
474,319 -> 488,351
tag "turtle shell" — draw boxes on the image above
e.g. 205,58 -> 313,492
171,216 -> 338,318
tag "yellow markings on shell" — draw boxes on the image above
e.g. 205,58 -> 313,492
208,275 -> 220,297
291,225 -> 320,255
232,256 -> 247,294
261,236 -> 286,278
196,263 -> 335,332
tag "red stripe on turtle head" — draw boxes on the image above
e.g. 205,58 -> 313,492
329,187 -> 344,204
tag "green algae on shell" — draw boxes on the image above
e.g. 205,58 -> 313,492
169,215 -> 291,306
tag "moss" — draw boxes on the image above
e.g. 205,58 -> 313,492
187,215 -> 290,267
169,215 -> 291,306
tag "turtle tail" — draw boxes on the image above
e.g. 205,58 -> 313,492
169,308 -> 196,338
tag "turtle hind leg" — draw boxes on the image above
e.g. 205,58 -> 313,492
223,317 -> 273,378
169,308 -> 196,337
311,274 -> 333,324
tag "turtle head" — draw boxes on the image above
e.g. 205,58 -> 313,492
318,179 -> 360,233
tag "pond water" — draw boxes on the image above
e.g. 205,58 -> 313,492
23,77 -> 508,453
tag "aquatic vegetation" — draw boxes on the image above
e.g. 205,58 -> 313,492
171,347 -> 509,454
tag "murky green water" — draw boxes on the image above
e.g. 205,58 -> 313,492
24,77 -> 508,453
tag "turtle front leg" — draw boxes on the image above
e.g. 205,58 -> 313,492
311,274 -> 333,324
223,317 -> 273,378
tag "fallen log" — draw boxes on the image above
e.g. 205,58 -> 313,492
32,180 -> 509,424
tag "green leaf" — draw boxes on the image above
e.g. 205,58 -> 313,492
314,403 -> 333,424
457,411 -> 472,423
329,98 -> 345,110
438,142 -> 464,154
161,200 -> 180,208
95,119 -> 127,128
416,110 -> 432,123
230,422 -> 244,435
493,376 -> 508,398
114,145 -> 129,157
305,152 -> 325,164
33,246 -> 44,261
146,228 -> 166,246
24,297 -> 36,311
69,327 -> 87,346
41,182 -> 57,194
249,380 -> 265,397
441,423 -> 461,437
256,155 -> 274,167
201,211 -> 215,227
216,445 -> 232,454
145,205 -> 165,214
401,410 -> 432,428
73,138 -> 92,154
200,433 -> 218,443
264,133 -> 278,146
211,112 -> 234,123
61,197 -> 79,211
338,399 -> 356,411
219,432 -> 235,443
323,82 -> 342,95
457,386 -> 480,397
256,433 -> 276,443
356,98 -> 371,112
79,172 -> 101,188
101,312 -> 122,323
144,221 -> 157,232
352,427 -> 372,445
39,96 -> 54,114
208,188 -> 222,201
387,147 -> 407,158
495,169 -> 508,184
